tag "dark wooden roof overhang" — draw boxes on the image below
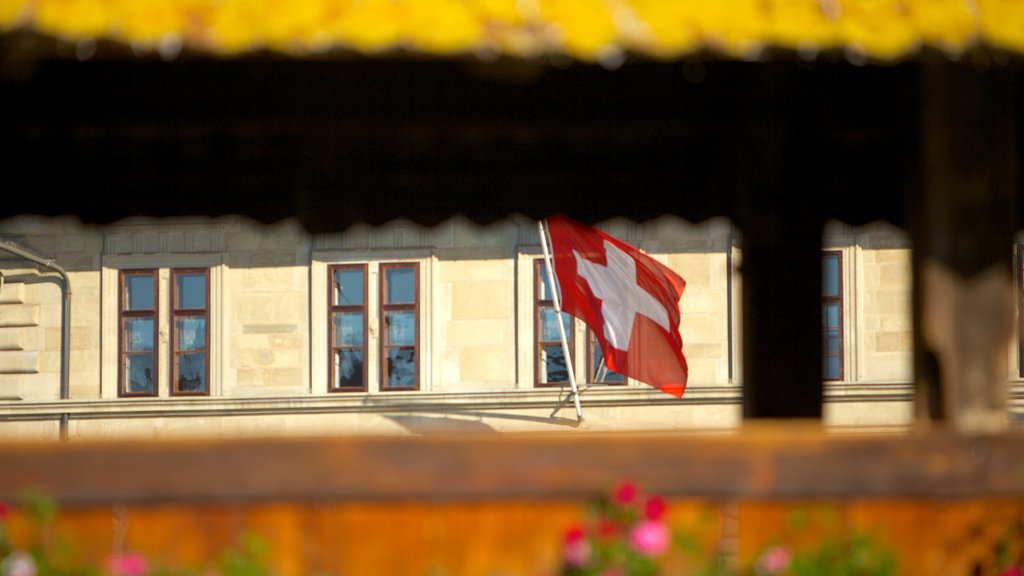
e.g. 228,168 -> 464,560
1,31 -> 1021,424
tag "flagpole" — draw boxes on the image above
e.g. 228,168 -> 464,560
538,219 -> 583,421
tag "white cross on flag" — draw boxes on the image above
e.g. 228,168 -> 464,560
546,215 -> 688,397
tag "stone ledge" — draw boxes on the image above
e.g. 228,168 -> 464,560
0,382 -> 923,421
0,303 -> 38,328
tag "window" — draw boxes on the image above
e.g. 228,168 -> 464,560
171,269 -> 210,395
120,270 -> 158,396
118,268 -> 210,396
535,260 -> 573,386
380,263 -> 419,390
326,261 -> 421,392
587,330 -> 624,385
822,251 -> 843,381
329,264 -> 368,391
532,259 -> 623,387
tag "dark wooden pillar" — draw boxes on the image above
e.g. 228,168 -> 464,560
740,215 -> 825,419
737,65 -> 824,420
912,59 -> 1019,432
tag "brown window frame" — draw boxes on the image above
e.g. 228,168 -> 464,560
380,262 -> 420,391
170,268 -> 211,396
535,259 -> 574,387
328,263 -> 369,392
118,269 -> 159,397
822,250 -> 844,382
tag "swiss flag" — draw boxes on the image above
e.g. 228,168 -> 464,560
546,215 -> 688,397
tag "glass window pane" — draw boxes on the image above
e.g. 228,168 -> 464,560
333,312 -> 365,346
125,275 -> 154,311
825,332 -> 841,354
823,303 -> 840,328
125,354 -> 155,393
538,262 -> 561,301
334,350 -> 364,388
385,267 -> 416,304
386,348 -> 416,387
385,311 -> 416,346
176,317 -> 206,351
176,273 -> 206,309
824,355 -> 841,380
592,341 -> 623,383
541,344 -> 568,383
823,255 -> 840,297
125,318 -> 154,352
334,269 -> 364,306
540,308 -> 571,342
176,352 -> 207,392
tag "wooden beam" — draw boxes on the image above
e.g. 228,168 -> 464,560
1,425 -> 1023,506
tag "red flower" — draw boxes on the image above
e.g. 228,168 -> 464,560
597,519 -> 620,540
999,567 -> 1024,576
564,525 -> 585,545
563,525 -> 591,567
614,482 -> 638,505
0,502 -> 9,520
644,496 -> 667,520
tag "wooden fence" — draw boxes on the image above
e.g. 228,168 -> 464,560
2,424 -> 1023,575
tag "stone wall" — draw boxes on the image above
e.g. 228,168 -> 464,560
0,214 -> 928,440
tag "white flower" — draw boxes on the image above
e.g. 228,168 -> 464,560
1,551 -> 37,576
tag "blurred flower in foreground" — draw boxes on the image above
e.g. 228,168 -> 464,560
754,545 -> 792,575
613,482 -> 638,505
560,481 -> 672,576
628,520 -> 670,557
106,552 -> 151,576
0,551 -> 36,576
563,526 -> 591,567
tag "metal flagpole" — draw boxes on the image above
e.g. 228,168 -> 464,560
538,219 -> 583,421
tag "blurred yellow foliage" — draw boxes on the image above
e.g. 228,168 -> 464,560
3,0 -> 1024,61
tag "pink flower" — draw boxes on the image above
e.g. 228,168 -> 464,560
644,496 -> 667,520
1,551 -> 37,576
628,520 -> 670,557
564,539 -> 591,567
105,553 -> 150,576
614,482 -> 638,505
563,525 -> 591,567
755,546 -> 793,575
999,567 -> 1024,576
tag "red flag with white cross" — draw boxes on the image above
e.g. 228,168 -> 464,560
546,215 -> 688,397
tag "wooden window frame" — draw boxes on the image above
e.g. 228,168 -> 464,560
534,259 -> 574,387
328,263 -> 369,393
380,262 -> 420,391
822,250 -> 844,382
118,269 -> 159,397
170,268 -> 211,396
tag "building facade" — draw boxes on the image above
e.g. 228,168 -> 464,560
0,214 -> 953,440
